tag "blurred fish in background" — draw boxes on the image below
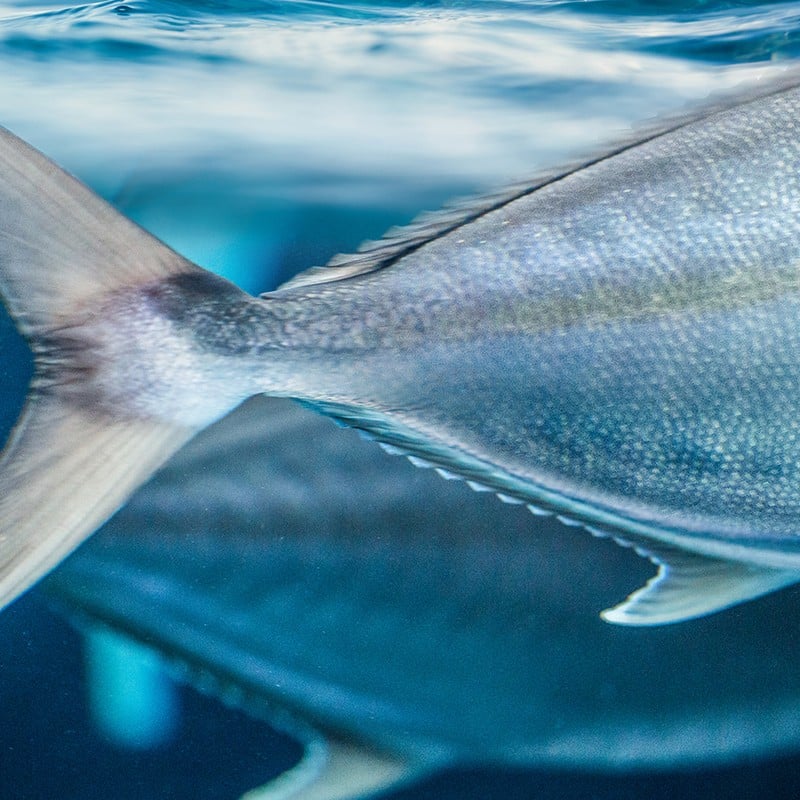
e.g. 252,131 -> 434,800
40,397 -> 800,798
3,0 -> 800,798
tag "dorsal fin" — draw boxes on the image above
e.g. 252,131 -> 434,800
275,69 -> 800,292
274,179 -> 566,290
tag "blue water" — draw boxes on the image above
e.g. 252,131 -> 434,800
1,1 -> 800,798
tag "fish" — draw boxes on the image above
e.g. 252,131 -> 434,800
3,72 -> 800,626
43,396 -> 800,800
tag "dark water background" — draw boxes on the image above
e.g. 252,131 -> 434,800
2,1 -> 800,798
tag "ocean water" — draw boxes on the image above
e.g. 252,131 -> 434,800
1,1 -> 800,798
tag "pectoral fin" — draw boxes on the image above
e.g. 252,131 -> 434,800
241,738 -> 417,800
599,533 -> 800,625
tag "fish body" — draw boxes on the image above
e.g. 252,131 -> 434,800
212,84 -> 800,563
2,75 -> 800,625
96,80 -> 800,563
44,398 -> 800,796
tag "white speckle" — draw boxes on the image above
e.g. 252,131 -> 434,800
497,493 -> 524,505
527,504 -> 552,516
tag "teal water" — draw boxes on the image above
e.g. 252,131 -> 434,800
1,1 -> 800,798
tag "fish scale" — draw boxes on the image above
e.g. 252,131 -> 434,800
247,84 -> 800,555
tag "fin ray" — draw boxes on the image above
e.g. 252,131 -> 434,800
0,126 -> 193,333
0,125 -> 203,608
0,393 -> 193,609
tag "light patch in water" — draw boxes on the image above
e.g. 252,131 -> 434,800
84,626 -> 180,750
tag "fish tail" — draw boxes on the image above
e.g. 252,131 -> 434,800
0,127 -> 204,611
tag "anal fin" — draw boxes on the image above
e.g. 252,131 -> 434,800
241,737 -> 415,800
598,532 -> 800,626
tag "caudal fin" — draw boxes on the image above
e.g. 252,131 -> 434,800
0,127 -> 201,610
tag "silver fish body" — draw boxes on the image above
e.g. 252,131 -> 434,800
91,75 -> 800,623
128,80 -> 800,560
1,76 -> 800,631
242,83 -> 800,560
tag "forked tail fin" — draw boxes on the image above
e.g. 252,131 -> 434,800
0,126 -> 202,610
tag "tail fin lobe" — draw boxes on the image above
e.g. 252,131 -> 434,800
0,396 -> 194,609
0,125 -> 205,609
0,126 -> 193,334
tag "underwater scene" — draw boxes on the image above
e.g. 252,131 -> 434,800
3,0 -> 800,798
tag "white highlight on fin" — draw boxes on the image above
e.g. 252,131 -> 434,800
497,493 -> 524,505
527,503 -> 552,516
407,455 -> 434,469
466,480 -> 492,492
84,626 -> 179,750
434,467 -> 462,481
600,537 -> 800,626
241,738 -> 412,800
377,442 -> 406,456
